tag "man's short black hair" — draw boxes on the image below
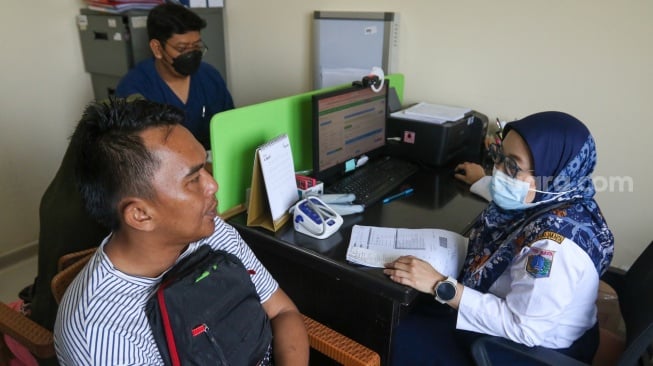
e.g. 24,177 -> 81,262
71,97 -> 185,230
147,3 -> 207,43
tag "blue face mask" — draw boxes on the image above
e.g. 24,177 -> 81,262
489,169 -> 536,210
490,168 -> 574,210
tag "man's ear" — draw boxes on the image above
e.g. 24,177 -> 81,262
150,39 -> 163,59
120,198 -> 156,232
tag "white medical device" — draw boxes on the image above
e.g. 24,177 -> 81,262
293,196 -> 343,239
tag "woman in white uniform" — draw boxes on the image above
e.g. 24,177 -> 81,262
384,111 -> 614,365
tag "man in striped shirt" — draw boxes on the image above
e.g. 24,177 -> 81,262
53,98 -> 309,365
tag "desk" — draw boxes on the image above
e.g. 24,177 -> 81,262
229,166 -> 488,365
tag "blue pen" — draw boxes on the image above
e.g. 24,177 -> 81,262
382,188 -> 414,204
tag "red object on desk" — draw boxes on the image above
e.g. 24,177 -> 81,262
295,174 -> 317,190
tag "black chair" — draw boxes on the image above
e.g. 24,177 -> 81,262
471,240 -> 653,366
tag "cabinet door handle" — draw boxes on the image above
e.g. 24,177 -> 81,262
93,31 -> 108,40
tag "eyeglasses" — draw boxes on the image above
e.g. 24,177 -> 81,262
488,143 -> 532,178
165,41 -> 208,55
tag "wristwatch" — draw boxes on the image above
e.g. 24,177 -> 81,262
434,277 -> 458,304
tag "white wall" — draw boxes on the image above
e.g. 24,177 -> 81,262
0,1 -> 91,256
224,0 -> 653,269
1,0 -> 651,269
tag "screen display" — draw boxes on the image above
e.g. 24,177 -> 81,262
312,83 -> 388,181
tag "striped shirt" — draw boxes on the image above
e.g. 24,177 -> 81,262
54,217 -> 278,365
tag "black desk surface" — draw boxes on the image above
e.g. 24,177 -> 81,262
229,165 -> 488,364
229,166 -> 489,304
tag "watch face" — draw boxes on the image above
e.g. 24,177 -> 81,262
436,281 -> 456,301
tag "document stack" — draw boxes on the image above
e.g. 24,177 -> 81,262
84,0 -> 164,13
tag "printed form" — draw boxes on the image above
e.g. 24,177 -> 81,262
346,225 -> 469,278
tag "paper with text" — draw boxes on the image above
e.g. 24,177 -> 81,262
257,134 -> 298,221
346,225 -> 469,278
391,102 -> 471,125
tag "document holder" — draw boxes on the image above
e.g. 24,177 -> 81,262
246,134 -> 297,232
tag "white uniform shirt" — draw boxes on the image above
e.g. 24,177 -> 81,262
470,175 -> 493,202
457,235 -> 599,348
54,217 -> 278,366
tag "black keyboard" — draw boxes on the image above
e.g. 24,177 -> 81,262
325,157 -> 419,207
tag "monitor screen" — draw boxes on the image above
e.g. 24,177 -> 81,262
312,82 -> 388,183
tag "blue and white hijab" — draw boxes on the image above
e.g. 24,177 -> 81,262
460,111 -> 614,292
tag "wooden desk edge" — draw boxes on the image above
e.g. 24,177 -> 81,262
218,204 -> 247,221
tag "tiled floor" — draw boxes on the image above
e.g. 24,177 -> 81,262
0,255 -> 38,303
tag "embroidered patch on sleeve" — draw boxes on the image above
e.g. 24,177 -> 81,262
525,248 -> 555,278
536,231 -> 565,244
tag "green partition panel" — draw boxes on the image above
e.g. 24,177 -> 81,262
210,73 -> 404,215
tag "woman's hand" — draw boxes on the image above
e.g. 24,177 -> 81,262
454,162 -> 486,185
383,256 -> 445,294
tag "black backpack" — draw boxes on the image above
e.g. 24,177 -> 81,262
146,245 -> 273,366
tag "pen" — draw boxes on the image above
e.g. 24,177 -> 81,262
382,188 -> 414,204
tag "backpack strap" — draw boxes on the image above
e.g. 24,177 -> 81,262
156,282 -> 182,366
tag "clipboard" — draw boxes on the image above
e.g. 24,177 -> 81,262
247,134 -> 298,231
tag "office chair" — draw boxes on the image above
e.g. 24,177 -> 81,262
471,240 -> 653,366
0,248 -> 381,366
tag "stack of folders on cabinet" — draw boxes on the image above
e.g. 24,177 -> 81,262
84,0 -> 164,13
345,225 -> 468,278
390,102 -> 471,124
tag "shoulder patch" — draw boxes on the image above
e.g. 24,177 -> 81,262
525,248 -> 555,278
536,231 -> 565,244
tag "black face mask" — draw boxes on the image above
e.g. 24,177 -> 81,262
171,50 -> 203,76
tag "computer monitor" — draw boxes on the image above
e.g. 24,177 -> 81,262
311,82 -> 389,184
